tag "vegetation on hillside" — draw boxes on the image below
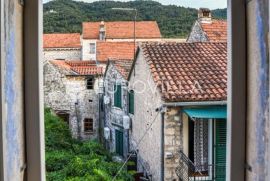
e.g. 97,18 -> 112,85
44,0 -> 227,38
45,108 -> 134,181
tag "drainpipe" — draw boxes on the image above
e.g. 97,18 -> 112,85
163,101 -> 226,107
160,108 -> 165,181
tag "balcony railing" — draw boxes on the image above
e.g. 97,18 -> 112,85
176,150 -> 226,181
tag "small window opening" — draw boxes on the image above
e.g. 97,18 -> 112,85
84,118 -> 94,133
87,77 -> 94,90
90,43 -> 96,54
57,112 -> 70,125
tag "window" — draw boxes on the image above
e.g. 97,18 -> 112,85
86,77 -> 94,89
89,43 -> 96,54
114,84 -> 122,108
56,112 -> 69,125
84,118 -> 94,133
188,118 -> 209,171
115,130 -> 124,156
128,90 -> 134,114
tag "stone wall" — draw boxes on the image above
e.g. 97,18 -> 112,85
43,48 -> 81,63
104,63 -> 129,157
129,50 -> 163,180
44,61 -> 101,140
164,107 -> 182,181
186,21 -> 208,43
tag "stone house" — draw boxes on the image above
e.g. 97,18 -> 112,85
43,33 -> 82,62
187,8 -> 227,42
44,60 -> 103,140
103,59 -> 133,157
128,42 -> 227,181
81,21 -> 162,61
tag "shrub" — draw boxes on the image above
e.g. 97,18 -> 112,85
45,108 -> 134,181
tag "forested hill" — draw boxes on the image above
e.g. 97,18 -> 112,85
44,0 -> 227,38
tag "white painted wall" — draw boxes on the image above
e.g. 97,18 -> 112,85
82,39 -> 97,60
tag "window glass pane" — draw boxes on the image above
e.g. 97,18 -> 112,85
90,43 -> 96,54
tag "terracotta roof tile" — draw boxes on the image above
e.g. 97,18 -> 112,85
141,42 -> 227,102
200,20 -> 227,42
97,42 -> 136,62
112,59 -> 133,80
43,33 -> 81,48
50,60 -> 103,75
83,21 -> 161,39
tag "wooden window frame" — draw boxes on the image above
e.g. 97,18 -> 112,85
0,0 -> 247,180
24,0 -> 45,180
84,118 -> 94,133
227,0 -> 246,181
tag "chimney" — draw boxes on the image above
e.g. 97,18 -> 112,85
99,21 -> 106,40
198,8 -> 212,23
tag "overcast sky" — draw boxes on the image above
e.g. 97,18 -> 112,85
43,0 -> 227,10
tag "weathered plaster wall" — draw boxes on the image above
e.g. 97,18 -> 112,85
129,50 -> 163,180
44,62 -> 100,140
43,49 -> 81,63
186,21 -> 208,43
1,0 -> 25,180
246,0 -> 269,180
104,63 -> 129,157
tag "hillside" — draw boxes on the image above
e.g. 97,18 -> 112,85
44,0 -> 227,38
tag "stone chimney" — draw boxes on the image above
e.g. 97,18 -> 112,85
198,8 -> 212,23
99,21 -> 106,40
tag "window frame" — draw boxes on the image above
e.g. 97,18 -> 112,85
114,84 -> 122,109
86,76 -> 95,90
84,118 -> 94,133
89,43 -> 96,54
6,0 -> 246,181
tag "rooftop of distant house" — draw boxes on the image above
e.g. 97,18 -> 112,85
43,33 -> 81,49
197,8 -> 227,42
200,20 -> 227,42
97,41 -> 136,62
50,60 -> 103,75
106,59 -> 133,80
137,42 -> 227,102
82,21 -> 162,39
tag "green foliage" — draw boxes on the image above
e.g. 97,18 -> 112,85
45,108 -> 133,181
43,0 -> 227,38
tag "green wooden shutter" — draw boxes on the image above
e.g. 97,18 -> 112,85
115,130 -> 124,156
114,84 -> 117,106
215,120 -> 227,181
114,84 -> 122,108
129,90 -> 134,114
118,85 -> 122,108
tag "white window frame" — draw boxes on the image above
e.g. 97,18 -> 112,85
89,43 -> 96,54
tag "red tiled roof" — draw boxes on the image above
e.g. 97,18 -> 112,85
83,21 -> 162,39
112,60 -> 133,80
43,33 -> 81,48
200,20 -> 227,42
141,42 -> 227,102
97,42 -> 136,62
50,60 -> 103,75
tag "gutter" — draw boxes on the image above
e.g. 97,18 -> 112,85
162,101 -> 227,107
